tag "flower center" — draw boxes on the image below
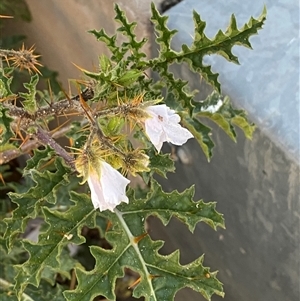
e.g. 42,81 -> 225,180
158,115 -> 164,121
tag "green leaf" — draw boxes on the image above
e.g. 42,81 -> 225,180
182,116 -> 214,161
146,149 -> 175,180
161,71 -> 195,114
150,6 -> 267,93
114,4 -> 147,64
90,3 -> 149,64
150,3 -> 178,60
122,179 -> 224,232
13,192 -> 97,298
99,54 -> 112,73
24,145 -> 56,171
183,7 -> 267,92
4,152 -> 71,249
117,69 -> 143,87
194,93 -> 255,141
24,282 -> 66,301
19,74 -> 39,114
0,0 -> 32,22
231,115 -> 255,139
64,180 -> 224,301
89,29 -> 126,62
0,106 -> 14,145
0,68 -> 16,99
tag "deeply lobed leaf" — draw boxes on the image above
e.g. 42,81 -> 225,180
4,149 -> 71,249
150,6 -> 267,93
64,180 -> 224,301
12,192 -> 97,298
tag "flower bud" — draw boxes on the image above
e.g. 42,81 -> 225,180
75,145 -> 130,212
123,150 -> 150,176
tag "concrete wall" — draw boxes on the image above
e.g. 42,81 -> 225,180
4,0 -> 162,87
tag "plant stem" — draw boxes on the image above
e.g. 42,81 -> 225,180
35,126 -> 75,169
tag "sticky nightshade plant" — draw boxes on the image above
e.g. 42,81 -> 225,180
0,3 -> 266,301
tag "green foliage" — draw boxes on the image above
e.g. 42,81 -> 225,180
150,4 -> 266,93
0,107 -> 14,146
11,180 -> 223,300
5,148 -> 71,249
0,0 -> 31,22
193,92 -> 256,140
89,3 -> 265,160
0,3 -> 266,301
19,74 -> 39,114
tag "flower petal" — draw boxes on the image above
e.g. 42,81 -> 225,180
144,104 -> 193,152
87,171 -> 105,210
163,121 -> 194,147
88,161 -> 130,212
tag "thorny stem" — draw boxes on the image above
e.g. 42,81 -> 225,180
93,101 -> 140,120
35,126 -> 75,169
0,88 -> 94,165
3,87 -> 94,121
0,86 -> 132,166
0,121 -> 82,165
94,124 -> 127,159
0,48 -> 35,57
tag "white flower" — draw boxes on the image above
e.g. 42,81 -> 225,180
87,160 -> 130,212
144,104 -> 194,152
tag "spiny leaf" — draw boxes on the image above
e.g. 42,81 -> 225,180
147,149 -> 175,179
4,154 -> 70,250
158,69 -> 195,114
19,74 -> 39,114
0,68 -> 15,99
23,282 -> 66,301
193,92 -> 255,141
0,106 -> 14,145
121,179 -> 224,233
182,116 -> 214,161
0,236 -> 65,301
150,3 -> 178,60
89,29 -> 126,62
132,238 -> 224,301
13,192 -> 97,298
90,4 -> 148,65
114,4 -> 147,64
24,145 -> 56,171
64,180 -> 224,301
99,54 -> 112,72
179,7 -> 267,92
150,6 -> 267,93
117,69 -> 143,87
232,115 -> 255,139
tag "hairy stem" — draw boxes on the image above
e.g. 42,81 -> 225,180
35,126 -> 75,169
